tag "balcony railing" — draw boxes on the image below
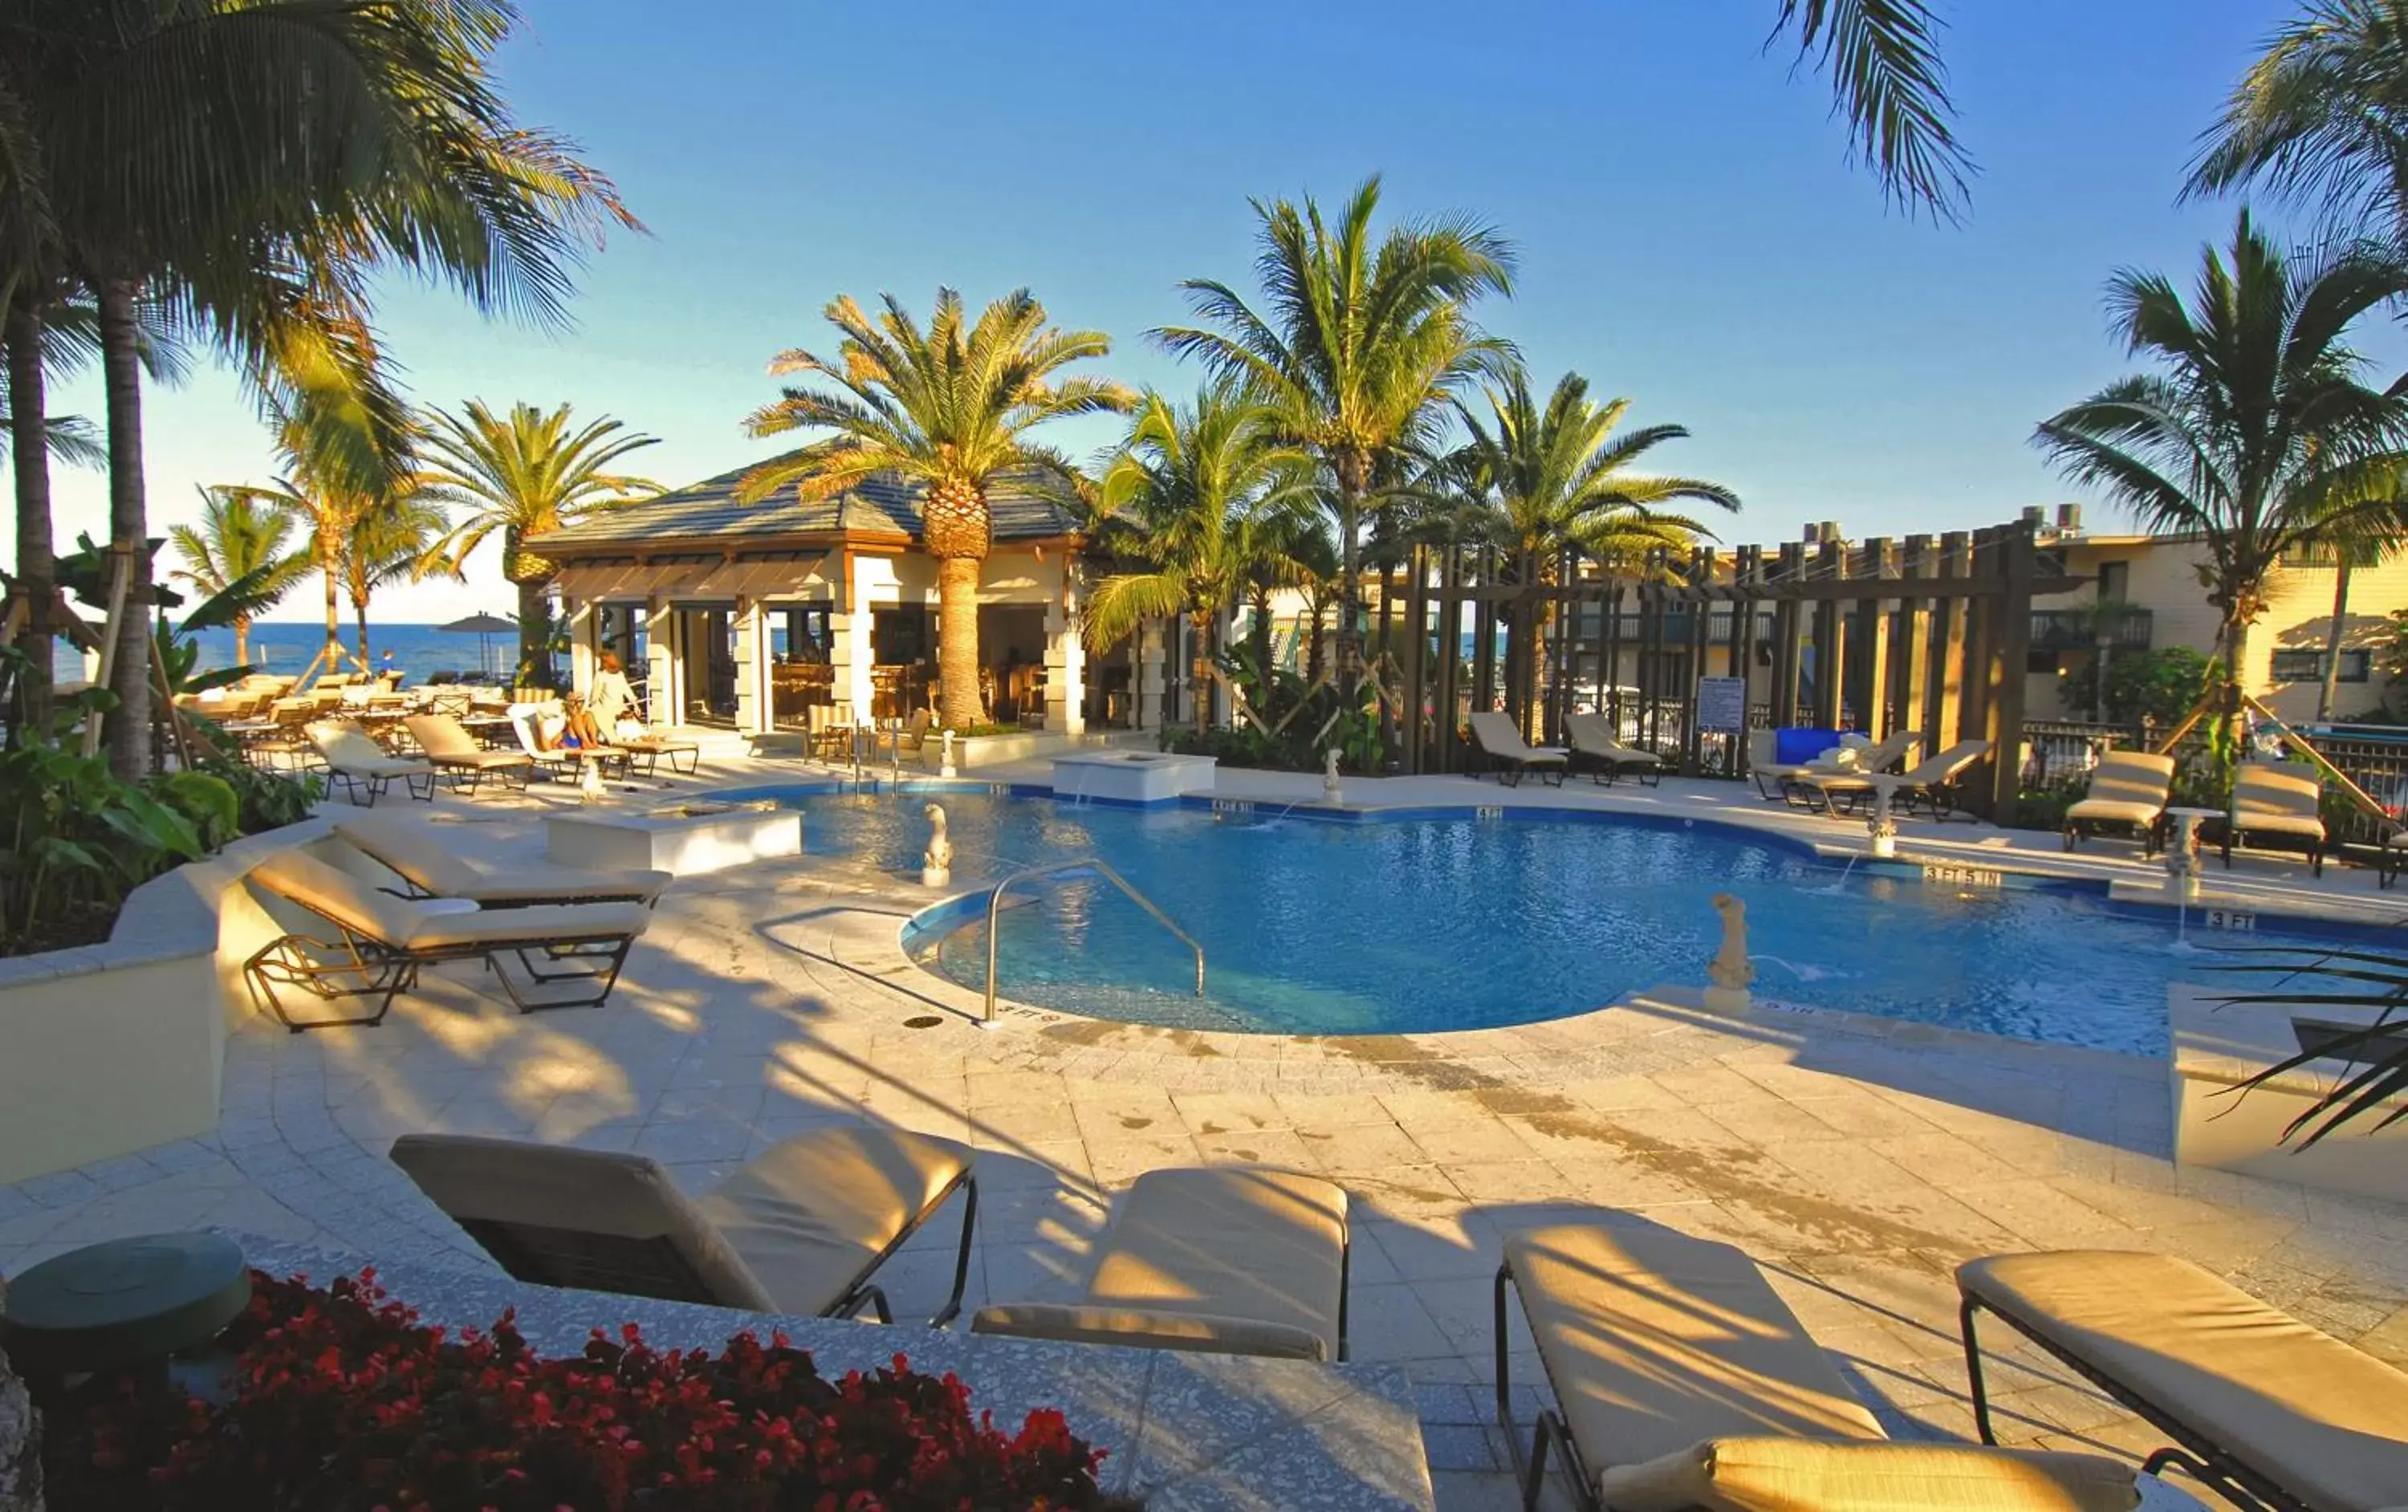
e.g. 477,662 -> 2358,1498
2030,608 -> 2153,652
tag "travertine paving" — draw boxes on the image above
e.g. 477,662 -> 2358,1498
2,763 -> 2402,1511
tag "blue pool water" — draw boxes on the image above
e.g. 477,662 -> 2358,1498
748,789 -> 2312,1055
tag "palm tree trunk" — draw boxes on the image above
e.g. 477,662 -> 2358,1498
1305,591 -> 1327,687
1248,583 -> 1274,694
515,576 -> 550,690
1190,608 -> 1216,728
355,596 -> 372,667
96,278 -> 152,781
2317,556 -> 2355,723
321,527 -> 342,673
6,299 -> 55,739
233,612 -> 250,669
934,555 -> 983,731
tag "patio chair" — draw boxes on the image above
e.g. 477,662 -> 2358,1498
1792,738 -> 1990,820
1468,711 -> 1569,787
2219,760 -> 2327,876
610,717 -> 702,777
1959,1250 -> 2408,1512
400,712 -> 535,793
1563,713 -> 1664,786
2061,750 -> 2174,854
390,1128 -> 977,1327
1496,1223 -> 2139,1512
242,848 -> 649,1030
973,1166 -> 1348,1362
306,719 -> 437,807
508,708 -> 631,781
334,813 -> 670,908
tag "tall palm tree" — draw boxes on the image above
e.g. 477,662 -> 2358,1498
168,486 -> 309,666
2188,1 -> 2408,241
740,289 -> 1133,732
1771,2 -> 1968,218
1450,369 -> 1740,733
2036,213 -> 2408,730
419,400 -> 661,688
5,0 -> 636,778
343,497 -> 448,666
1082,384 -> 1314,728
1156,177 -> 1515,701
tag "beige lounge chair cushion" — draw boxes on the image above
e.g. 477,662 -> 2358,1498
334,816 -> 669,905
694,1128 -> 972,1315
1470,712 -> 1569,766
307,720 -> 434,778
250,850 -> 649,951
1597,1437 -> 2138,1512
1081,1166 -> 1348,1360
404,713 -> 535,770
2230,765 -> 2325,841
969,1303 -> 1326,1360
1565,716 -> 1664,766
2067,753 -> 2173,828
1960,1250 -> 2408,1512
1507,1225 -> 1882,1477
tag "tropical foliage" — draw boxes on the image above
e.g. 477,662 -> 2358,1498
1156,177 -> 1515,700
169,487 -> 310,665
1084,383 -> 1315,726
1771,1 -> 1968,217
344,496 -> 449,666
740,289 -> 1133,730
2211,942 -> 2408,1146
2035,213 -> 2408,719
420,400 -> 661,686
2190,0 -> 2408,241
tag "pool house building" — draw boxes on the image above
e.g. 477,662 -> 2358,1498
533,465 -> 1172,742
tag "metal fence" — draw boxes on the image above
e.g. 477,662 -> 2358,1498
2019,717 -> 2408,850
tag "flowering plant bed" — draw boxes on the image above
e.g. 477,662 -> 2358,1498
47,1269 -> 1120,1510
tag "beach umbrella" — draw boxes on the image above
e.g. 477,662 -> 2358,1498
438,612 -> 518,677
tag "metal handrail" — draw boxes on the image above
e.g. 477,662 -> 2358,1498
982,858 -> 1205,1023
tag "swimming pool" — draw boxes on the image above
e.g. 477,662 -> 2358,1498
744,786 -> 2305,1055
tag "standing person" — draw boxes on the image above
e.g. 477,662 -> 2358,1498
590,650 -> 637,734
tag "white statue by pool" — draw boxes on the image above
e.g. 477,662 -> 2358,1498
1706,891 -> 1753,1012
922,803 -> 953,887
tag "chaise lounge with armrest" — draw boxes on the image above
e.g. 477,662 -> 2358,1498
611,717 -> 702,777
510,708 -> 632,781
390,1128 -> 977,1327
1792,738 -> 1989,820
1564,713 -> 1665,786
972,1165 -> 1348,1361
307,719 -> 438,807
1959,1249 -> 2408,1512
2219,760 -> 2327,876
1468,711 -> 1569,788
401,712 -> 535,793
242,848 -> 650,1030
1495,1222 -> 2140,1512
333,813 -> 670,909
1749,729 -> 1919,804
2062,750 -> 2175,854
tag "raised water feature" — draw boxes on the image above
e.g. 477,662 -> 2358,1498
1047,750 -> 1217,805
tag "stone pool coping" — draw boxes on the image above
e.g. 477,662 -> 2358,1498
234,1234 -> 1432,1511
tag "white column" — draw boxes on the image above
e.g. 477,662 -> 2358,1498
732,600 -> 766,734
649,600 -> 680,726
1045,558 -> 1087,736
1136,621 -> 1167,730
833,555 -> 877,725
567,598 -> 596,697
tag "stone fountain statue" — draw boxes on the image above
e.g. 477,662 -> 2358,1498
1323,746 -> 1343,803
922,803 -> 953,888
1705,891 -> 1753,1014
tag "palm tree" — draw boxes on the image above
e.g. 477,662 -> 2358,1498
419,400 -> 660,687
2309,530 -> 2403,720
1156,177 -> 1515,702
1082,384 -> 1314,728
2036,213 -> 2408,733
344,497 -> 449,667
2188,1 -> 2408,241
1771,2 -> 1968,217
168,486 -> 309,667
1450,369 -> 1740,734
740,289 -> 1133,732
5,0 -> 636,778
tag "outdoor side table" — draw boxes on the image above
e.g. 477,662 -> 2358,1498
1,1232 -> 250,1381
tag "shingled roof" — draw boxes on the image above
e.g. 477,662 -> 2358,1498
532,463 -> 1086,551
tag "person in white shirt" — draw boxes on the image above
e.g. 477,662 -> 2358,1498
590,651 -> 638,734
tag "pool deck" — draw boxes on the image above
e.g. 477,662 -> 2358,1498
3,754 -> 2403,1511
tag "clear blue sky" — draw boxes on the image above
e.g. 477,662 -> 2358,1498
37,0 -> 2393,622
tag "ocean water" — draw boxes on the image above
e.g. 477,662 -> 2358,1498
51,621 -> 522,685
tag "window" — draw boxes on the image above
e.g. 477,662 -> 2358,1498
2272,648 -> 2370,682
2095,561 -> 2129,601
2279,540 -> 2341,568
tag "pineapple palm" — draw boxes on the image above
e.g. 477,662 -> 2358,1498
168,486 -> 310,666
740,289 -> 1133,732
419,401 -> 661,687
343,498 -> 449,666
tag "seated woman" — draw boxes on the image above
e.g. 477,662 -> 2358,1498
546,694 -> 608,751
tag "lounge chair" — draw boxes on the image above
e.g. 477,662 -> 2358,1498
242,848 -> 649,1030
390,1128 -> 976,1327
2061,750 -> 2174,854
1959,1250 -> 2408,1512
1564,714 -> 1664,786
509,708 -> 631,781
1497,1224 -> 2139,1512
973,1166 -> 1348,1362
400,712 -> 536,793
1792,738 -> 1990,820
2220,761 -> 2326,876
611,717 -> 702,777
1468,712 -> 1568,787
334,813 -> 670,909
307,719 -> 437,807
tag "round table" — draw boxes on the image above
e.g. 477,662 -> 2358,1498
2162,806 -> 2224,895
0,1232 -> 250,1379
1854,773 -> 1912,859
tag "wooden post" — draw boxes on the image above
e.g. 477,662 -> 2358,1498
1858,536 -> 1893,742
1435,546 -> 1462,773
1604,579 -> 1625,735
1684,547 -> 1713,774
1472,546 -> 1497,724
1930,530 -> 1972,750
1987,522 -> 2037,818
1727,546 -> 1753,777
1771,541 -> 1804,726
1811,537 -> 1845,730
81,543 -> 132,758
1402,545 -> 1428,774
1898,533 -> 1934,746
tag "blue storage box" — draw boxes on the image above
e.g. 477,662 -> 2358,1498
1774,727 -> 1845,765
